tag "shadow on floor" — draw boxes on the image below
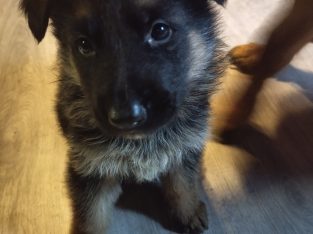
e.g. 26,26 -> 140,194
219,103 -> 313,186
277,65 -> 313,101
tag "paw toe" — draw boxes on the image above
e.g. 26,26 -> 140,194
181,202 -> 208,234
229,43 -> 265,74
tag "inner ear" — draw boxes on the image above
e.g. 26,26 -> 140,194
20,0 -> 51,42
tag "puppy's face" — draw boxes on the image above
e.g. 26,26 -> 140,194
21,0 -> 225,137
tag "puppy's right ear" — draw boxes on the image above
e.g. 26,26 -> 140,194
214,0 -> 227,6
20,0 -> 51,42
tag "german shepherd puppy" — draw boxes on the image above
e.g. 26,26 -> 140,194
21,0 -> 226,233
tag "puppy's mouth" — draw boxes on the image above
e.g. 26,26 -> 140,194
92,92 -> 178,138
121,133 -> 149,140
95,120 -> 161,139
93,108 -> 176,139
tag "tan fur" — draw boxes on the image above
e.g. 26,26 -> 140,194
212,0 -> 313,136
74,1 -> 93,19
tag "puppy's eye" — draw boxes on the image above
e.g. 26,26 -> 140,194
76,38 -> 96,57
151,22 -> 171,41
146,20 -> 172,46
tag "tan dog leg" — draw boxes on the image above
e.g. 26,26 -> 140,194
212,0 -> 313,137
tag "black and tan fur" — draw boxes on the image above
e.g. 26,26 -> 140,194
20,0 -> 226,233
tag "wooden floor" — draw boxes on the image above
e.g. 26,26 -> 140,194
0,0 -> 313,233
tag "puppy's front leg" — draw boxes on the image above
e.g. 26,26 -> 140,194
67,166 -> 122,234
162,158 -> 208,234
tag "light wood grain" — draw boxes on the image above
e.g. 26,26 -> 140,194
1,0 -> 313,233
0,1 -> 71,233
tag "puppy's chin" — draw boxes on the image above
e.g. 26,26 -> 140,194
94,111 -> 177,139
94,120 -> 154,139
122,134 -> 148,140
107,127 -> 157,140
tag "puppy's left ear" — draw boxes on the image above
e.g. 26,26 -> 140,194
20,0 -> 51,42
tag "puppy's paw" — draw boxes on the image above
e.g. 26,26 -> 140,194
176,202 -> 208,234
229,43 -> 265,74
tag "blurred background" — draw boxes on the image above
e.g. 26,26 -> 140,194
0,0 -> 312,233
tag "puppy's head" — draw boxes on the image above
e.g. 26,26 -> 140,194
21,0 -> 225,137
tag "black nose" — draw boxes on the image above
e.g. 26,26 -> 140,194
108,102 -> 147,130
